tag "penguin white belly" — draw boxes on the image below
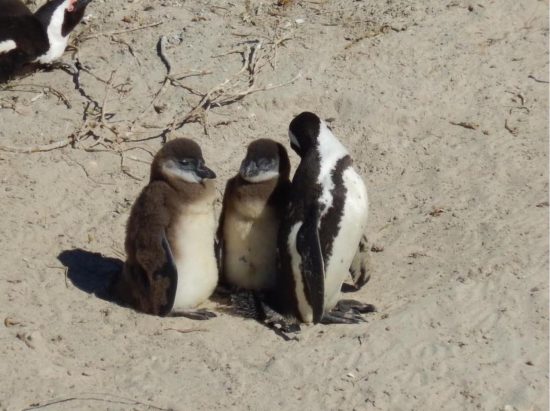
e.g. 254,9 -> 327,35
224,204 -> 278,289
323,168 -> 368,311
170,210 -> 218,310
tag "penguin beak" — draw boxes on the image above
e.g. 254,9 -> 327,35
196,163 -> 216,180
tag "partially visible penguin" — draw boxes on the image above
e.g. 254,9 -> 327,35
112,138 -> 219,320
271,112 -> 375,324
217,139 -> 291,291
0,0 -> 92,82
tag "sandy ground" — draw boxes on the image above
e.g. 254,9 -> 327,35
0,0 -> 548,410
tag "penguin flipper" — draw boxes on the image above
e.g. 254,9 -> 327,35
153,230 -> 178,316
296,206 -> 325,324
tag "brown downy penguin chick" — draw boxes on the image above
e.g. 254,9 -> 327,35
113,138 -> 218,319
217,139 -> 291,291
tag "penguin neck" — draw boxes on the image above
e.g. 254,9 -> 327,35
235,175 -> 280,204
315,122 -> 348,179
34,0 -> 71,64
163,177 -> 215,206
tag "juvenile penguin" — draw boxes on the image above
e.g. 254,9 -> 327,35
113,138 -> 219,319
217,139 -> 291,291
272,112 -> 375,324
0,0 -> 91,82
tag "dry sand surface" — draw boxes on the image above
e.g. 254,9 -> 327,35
0,0 -> 548,410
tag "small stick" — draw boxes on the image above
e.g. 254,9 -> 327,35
81,21 -> 163,41
0,138 -> 72,153
22,396 -> 171,411
449,121 -> 479,130
100,70 -> 116,123
504,119 -> 518,136
528,75 -> 549,84
164,327 -> 208,334
1,84 -> 71,108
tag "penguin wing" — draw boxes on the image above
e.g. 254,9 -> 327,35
296,205 -> 325,323
153,229 -> 178,316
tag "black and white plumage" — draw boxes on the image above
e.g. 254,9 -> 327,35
0,0 -> 91,82
272,111 -> 374,324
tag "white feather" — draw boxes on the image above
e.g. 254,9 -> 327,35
162,163 -> 203,184
289,130 -> 300,149
0,40 -> 16,54
170,202 -> 218,310
35,0 -> 71,64
241,170 -> 279,183
317,121 -> 348,218
323,167 -> 368,310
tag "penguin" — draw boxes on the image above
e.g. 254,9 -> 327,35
112,138 -> 219,320
0,0 -> 91,82
271,112 -> 375,324
217,138 -> 291,291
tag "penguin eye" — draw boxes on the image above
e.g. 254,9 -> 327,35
179,159 -> 193,168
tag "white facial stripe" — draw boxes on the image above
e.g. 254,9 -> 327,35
289,130 -> 300,148
317,120 -> 348,217
0,40 -> 16,54
162,163 -> 202,184
35,0 -> 71,64
241,170 -> 279,183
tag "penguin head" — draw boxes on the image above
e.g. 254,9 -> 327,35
288,111 -> 322,157
239,139 -> 290,183
35,0 -> 92,38
151,138 -> 216,185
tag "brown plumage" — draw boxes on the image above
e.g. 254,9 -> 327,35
217,139 -> 291,291
112,138 -> 218,317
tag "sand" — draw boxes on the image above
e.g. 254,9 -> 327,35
0,0 -> 548,410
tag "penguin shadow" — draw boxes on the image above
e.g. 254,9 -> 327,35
57,249 -> 123,303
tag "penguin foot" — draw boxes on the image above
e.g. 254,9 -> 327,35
320,300 -> 376,324
335,299 -> 376,314
320,311 -> 366,324
169,308 -> 217,320
263,319 -> 301,341
252,294 -> 301,341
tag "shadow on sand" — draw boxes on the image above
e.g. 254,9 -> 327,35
57,249 -> 123,302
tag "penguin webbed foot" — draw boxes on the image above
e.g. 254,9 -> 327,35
169,308 -> 217,320
249,293 -> 301,341
38,61 -> 75,74
321,299 -> 376,324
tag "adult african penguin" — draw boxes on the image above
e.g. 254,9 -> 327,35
0,0 -> 91,82
112,138 -> 219,320
217,138 -> 291,291
273,111 -> 375,324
